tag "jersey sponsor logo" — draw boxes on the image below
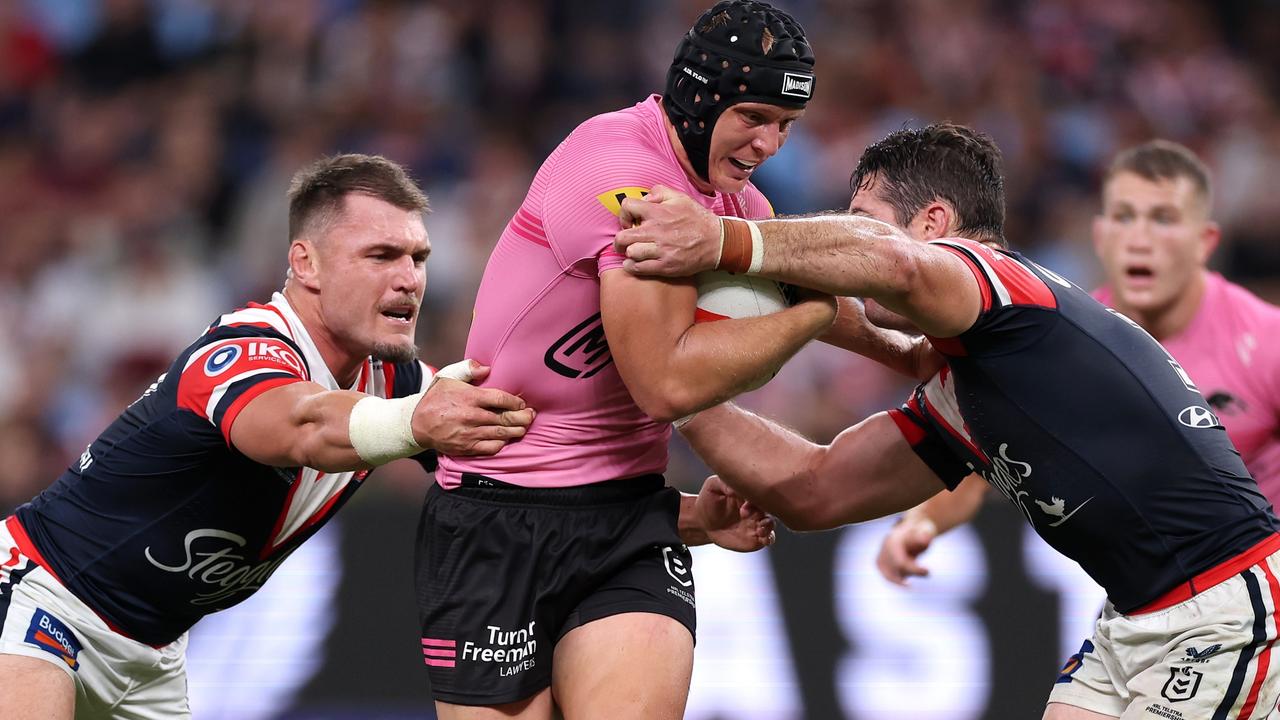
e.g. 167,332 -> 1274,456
144,528 -> 290,606
25,609 -> 82,670
596,187 -> 649,218
781,72 -> 813,99
243,341 -> 305,377
544,313 -> 613,379
77,446 -> 93,472
1178,406 -> 1220,429
981,443 -> 1092,529
1054,639 -> 1093,684
204,344 -> 242,376
455,621 -> 539,678
1184,644 -> 1222,663
1161,666 -> 1202,702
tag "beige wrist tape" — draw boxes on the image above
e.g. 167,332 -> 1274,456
348,391 -> 425,466
717,217 -> 764,274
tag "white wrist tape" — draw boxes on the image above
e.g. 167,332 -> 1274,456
746,220 -> 764,275
432,359 -> 474,383
348,391 -> 425,466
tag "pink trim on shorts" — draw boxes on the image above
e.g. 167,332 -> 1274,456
1132,533 -> 1280,615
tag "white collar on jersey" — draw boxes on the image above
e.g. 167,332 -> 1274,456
269,292 -> 362,392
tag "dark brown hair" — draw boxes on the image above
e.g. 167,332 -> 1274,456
287,154 -> 429,241
850,123 -> 1006,246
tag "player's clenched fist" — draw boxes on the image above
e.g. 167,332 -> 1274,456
414,360 -> 535,456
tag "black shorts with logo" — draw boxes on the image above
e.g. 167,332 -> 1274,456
413,473 -> 696,705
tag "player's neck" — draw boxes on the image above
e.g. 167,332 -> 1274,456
1119,270 -> 1208,342
660,99 -> 716,196
281,284 -> 365,387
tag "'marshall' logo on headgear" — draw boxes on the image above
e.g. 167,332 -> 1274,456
781,72 -> 813,99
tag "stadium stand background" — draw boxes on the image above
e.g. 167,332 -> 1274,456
1,1 -> 1278,717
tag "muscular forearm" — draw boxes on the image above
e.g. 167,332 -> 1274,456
822,297 -> 937,380
755,215 -> 918,299
679,404 -> 826,529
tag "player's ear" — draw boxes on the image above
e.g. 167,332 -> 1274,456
916,201 -> 954,242
1197,220 -> 1221,264
289,240 -> 321,291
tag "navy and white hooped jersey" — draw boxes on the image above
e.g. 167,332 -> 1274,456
13,292 -> 433,646
890,238 -> 1279,613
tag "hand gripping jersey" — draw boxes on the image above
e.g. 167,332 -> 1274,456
436,94 -> 774,489
890,240 -> 1280,613
1095,273 -> 1280,502
11,293 -> 431,646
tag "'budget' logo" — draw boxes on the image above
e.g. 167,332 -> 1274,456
26,609 -> 82,670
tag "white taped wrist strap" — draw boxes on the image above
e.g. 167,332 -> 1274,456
348,392 -> 425,466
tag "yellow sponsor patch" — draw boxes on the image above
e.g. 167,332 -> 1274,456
595,187 -> 650,218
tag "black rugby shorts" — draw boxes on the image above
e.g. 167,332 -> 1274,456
413,474 -> 696,705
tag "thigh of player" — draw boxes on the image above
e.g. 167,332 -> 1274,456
0,537 -> 190,720
552,611 -> 694,720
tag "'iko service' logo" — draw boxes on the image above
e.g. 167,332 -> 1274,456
204,345 -> 242,376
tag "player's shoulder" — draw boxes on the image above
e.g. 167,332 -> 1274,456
1212,274 -> 1280,325
551,97 -> 685,187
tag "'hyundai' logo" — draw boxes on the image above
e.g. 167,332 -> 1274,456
1178,406 -> 1220,429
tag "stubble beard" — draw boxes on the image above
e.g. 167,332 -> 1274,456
371,339 -> 419,365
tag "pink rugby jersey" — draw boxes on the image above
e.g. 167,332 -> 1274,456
436,95 -> 774,489
1095,272 -> 1280,500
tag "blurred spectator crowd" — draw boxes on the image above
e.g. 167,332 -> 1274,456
2,0 -> 1279,508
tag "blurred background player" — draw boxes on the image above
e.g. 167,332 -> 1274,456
416,2 -> 831,719
876,140 -> 1280,591
0,154 -> 538,719
613,123 -> 1280,719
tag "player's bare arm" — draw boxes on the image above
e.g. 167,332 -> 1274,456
599,268 -> 835,423
678,474 -> 777,551
876,474 -> 989,585
229,363 -> 534,471
616,186 -> 983,339
822,296 -> 943,381
679,403 -> 946,531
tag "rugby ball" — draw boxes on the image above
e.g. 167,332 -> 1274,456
694,271 -> 790,391
694,271 -> 789,323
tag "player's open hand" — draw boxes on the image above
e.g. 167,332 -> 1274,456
414,360 -> 535,456
875,516 -> 938,585
614,184 -> 722,277
695,474 -> 777,553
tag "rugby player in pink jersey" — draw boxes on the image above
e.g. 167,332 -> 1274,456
876,140 -> 1280,592
414,3 -> 835,719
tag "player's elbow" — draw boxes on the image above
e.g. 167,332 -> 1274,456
770,456 -> 848,532
633,380 -> 704,424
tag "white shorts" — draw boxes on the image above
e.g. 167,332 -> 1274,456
1049,542 -> 1280,720
0,517 -> 190,719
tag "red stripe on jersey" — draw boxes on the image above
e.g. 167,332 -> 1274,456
177,338 -> 307,427
1238,557 -> 1280,719
220,376 -> 303,445
920,390 -> 988,462
246,302 -> 295,335
4,516 -> 166,648
933,242 -> 994,312
889,408 -> 926,445
936,239 -> 1057,309
382,362 -> 397,396
694,308 -> 729,323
